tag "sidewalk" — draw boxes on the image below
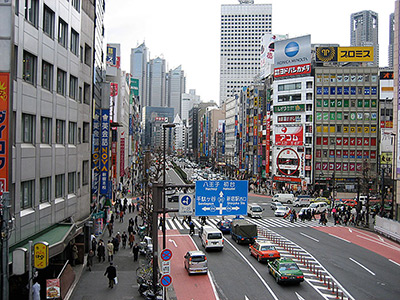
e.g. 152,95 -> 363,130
66,197 -> 144,300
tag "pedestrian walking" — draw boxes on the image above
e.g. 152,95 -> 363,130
120,210 -> 124,222
129,232 -> 135,248
112,235 -> 119,253
134,215 -> 138,229
71,243 -> 79,266
132,202 -> 135,213
121,231 -> 127,249
107,222 -> 113,237
128,203 -> 132,213
107,240 -> 114,262
132,243 -> 139,261
97,240 -> 105,262
32,280 -> 41,300
104,262 -> 117,289
91,236 -> 97,256
159,216 -> 163,229
87,249 -> 95,271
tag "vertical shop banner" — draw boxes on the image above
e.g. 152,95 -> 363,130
100,110 -> 110,195
120,135 -> 125,177
110,83 -> 118,122
129,115 -> 133,136
92,109 -> 101,195
111,129 -> 117,179
0,73 -> 9,193
106,45 -> 116,66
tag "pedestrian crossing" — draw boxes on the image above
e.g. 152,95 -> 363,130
164,216 -> 335,231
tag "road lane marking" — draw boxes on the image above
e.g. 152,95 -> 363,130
168,239 -> 177,247
389,259 -> 400,267
224,238 -> 279,300
349,257 -> 376,276
300,232 -> 320,242
348,228 -> 352,233
328,233 -> 351,243
355,234 -> 400,251
295,292 -> 306,300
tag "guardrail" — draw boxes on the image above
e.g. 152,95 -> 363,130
258,228 -> 351,300
374,216 -> 400,243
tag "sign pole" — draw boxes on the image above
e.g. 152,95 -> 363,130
28,241 -> 32,300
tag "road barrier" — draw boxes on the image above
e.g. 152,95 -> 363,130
258,227 -> 349,300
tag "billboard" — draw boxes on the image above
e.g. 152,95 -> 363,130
274,35 -> 311,78
100,110 -> 110,195
0,73 -> 9,193
315,46 -> 374,62
91,109 -> 101,195
275,126 -> 303,146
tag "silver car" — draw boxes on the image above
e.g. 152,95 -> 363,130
184,251 -> 208,275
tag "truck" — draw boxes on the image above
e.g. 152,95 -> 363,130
230,219 -> 257,245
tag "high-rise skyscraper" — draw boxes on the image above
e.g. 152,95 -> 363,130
130,43 -> 149,108
350,10 -> 379,65
219,0 -> 272,105
148,57 -> 167,107
167,65 -> 186,117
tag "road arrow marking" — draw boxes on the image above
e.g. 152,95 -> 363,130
295,292 -> 306,300
348,228 -> 353,233
168,239 -> 177,248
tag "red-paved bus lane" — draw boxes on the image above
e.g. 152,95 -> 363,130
314,226 -> 400,264
158,230 -> 218,300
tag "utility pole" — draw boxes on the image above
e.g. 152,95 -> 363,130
1,192 -> 10,300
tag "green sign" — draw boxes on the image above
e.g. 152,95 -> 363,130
273,104 -> 305,113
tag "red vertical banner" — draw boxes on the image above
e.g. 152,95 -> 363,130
111,141 -> 117,178
0,73 -> 9,192
265,112 -> 271,174
120,135 -> 125,177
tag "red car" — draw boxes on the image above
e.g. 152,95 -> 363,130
249,240 -> 280,262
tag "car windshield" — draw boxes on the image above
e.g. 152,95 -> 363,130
252,207 -> 262,212
191,255 -> 206,262
276,203 -> 283,206
261,245 -> 275,251
279,263 -> 299,271
208,233 -> 222,239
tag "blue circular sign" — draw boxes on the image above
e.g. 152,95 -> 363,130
285,41 -> 299,57
160,274 -> 172,287
161,248 -> 173,261
181,195 -> 192,206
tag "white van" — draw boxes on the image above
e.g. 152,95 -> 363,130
308,202 -> 329,214
199,226 -> 224,251
247,204 -> 263,218
272,194 -> 294,204
294,196 -> 312,207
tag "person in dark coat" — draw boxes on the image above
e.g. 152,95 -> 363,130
104,262 -> 117,288
132,243 -> 139,261
87,249 -> 95,271
97,240 -> 105,262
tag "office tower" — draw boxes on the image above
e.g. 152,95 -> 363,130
350,10 -> 379,65
130,43 -> 149,108
148,57 -> 167,107
220,0 -> 272,104
389,13 -> 395,68
182,89 -> 201,123
167,65 -> 186,117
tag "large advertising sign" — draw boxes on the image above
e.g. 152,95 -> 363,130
275,126 -> 303,146
260,34 -> 276,79
110,83 -> 118,122
92,109 -> 101,195
276,148 -> 300,176
379,71 -> 394,100
274,35 -> 311,78
120,135 -> 125,177
315,46 -> 374,62
0,73 -> 9,193
100,110 -> 110,195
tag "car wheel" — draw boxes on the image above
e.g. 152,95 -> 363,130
287,200 -> 292,204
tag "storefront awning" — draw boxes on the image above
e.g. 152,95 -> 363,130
9,223 -> 79,263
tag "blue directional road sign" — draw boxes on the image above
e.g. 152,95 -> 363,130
179,194 -> 193,216
195,180 -> 248,217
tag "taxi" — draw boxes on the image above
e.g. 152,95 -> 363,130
249,240 -> 280,262
268,258 -> 304,284
312,197 -> 331,205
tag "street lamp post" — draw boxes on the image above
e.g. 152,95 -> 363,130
162,124 -> 175,249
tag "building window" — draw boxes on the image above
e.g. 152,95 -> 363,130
70,29 -> 79,55
68,121 -> 77,144
78,86 -> 82,103
23,51 -> 37,85
41,117 -> 52,144
69,75 -> 78,100
25,0 -> 38,27
40,177 -> 51,203
58,18 -> 68,48
43,5 -> 55,38
22,113 -> 35,144
21,180 -> 35,209
57,68 -> 66,95
83,82 -> 90,104
80,46 -> 83,63
78,127 -> 81,144
55,174 -> 65,198
72,0 -> 80,12
82,160 -> 89,185
68,172 -> 76,194
42,61 -> 53,91
84,44 -> 91,65
56,119 -> 65,144
83,122 -> 90,143
13,45 -> 18,80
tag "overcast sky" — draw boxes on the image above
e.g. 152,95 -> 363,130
105,0 -> 395,104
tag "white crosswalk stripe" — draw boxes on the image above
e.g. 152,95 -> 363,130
164,216 -> 335,230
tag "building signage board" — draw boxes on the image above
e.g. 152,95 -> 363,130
34,242 -> 49,269
195,181 -> 248,216
275,126 -> 303,146
274,35 -> 311,78
273,104 -> 305,113
0,73 -> 10,192
92,109 -> 101,195
315,46 -> 374,62
100,110 -> 110,195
